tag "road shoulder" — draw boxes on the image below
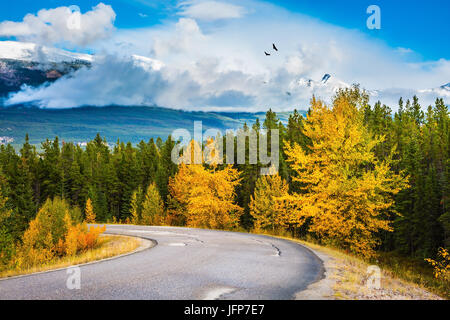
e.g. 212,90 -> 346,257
289,239 -> 443,300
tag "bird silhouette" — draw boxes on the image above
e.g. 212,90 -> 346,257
264,51 -> 271,56
272,43 -> 278,51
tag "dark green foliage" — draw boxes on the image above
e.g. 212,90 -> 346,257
0,170 -> 15,266
156,135 -> 178,203
364,97 -> 449,260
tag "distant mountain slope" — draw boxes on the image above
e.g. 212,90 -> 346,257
0,58 -> 90,97
0,41 -> 92,98
0,105 -> 300,148
0,41 -> 92,63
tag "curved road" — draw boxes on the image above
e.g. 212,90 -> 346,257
0,225 -> 324,300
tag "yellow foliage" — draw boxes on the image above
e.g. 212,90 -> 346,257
204,137 -> 222,166
65,223 -> 81,256
15,218 -> 55,269
282,91 -> 409,258
130,189 -> 141,224
178,138 -> 222,166
180,139 -> 203,164
14,198 -> 105,269
141,183 -> 165,225
84,198 -> 96,223
63,219 -> 106,256
249,173 -> 289,231
168,163 -> 242,229
425,248 -> 450,282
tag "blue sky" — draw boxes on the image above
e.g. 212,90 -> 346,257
1,0 -> 448,60
275,0 -> 450,61
0,0 -> 448,111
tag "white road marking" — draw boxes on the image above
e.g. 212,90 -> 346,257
110,229 -> 174,235
167,242 -> 187,246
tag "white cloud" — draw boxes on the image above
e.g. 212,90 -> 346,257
6,55 -> 258,111
7,56 -> 165,108
152,18 -> 206,58
0,3 -> 116,47
396,47 -> 413,55
4,0 -> 449,111
177,1 -> 246,21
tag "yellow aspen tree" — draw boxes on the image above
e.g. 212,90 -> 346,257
249,173 -> 289,231
84,198 -> 96,223
425,248 -> 450,282
180,139 -> 203,164
14,197 -> 106,268
190,165 -> 242,229
168,163 -> 243,229
282,89 -> 408,258
167,163 -> 192,225
204,136 -> 222,166
141,183 -> 164,225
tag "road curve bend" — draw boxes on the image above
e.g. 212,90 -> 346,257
0,225 -> 324,300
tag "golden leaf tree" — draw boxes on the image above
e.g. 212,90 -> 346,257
168,163 -> 242,229
130,187 -> 141,225
141,183 -> 164,225
283,89 -> 408,257
249,173 -> 289,231
15,197 -> 105,268
84,198 -> 96,223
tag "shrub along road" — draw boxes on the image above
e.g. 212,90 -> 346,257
0,225 -> 324,299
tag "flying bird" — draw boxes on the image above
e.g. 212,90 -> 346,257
264,51 -> 271,56
272,43 -> 278,51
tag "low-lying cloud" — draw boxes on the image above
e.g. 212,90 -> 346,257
0,3 -> 116,47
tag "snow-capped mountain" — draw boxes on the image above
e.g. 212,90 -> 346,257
0,41 -> 167,101
418,83 -> 450,97
294,73 -> 449,105
0,41 -> 92,63
0,41 -> 92,98
294,74 -> 350,93
131,54 -> 164,71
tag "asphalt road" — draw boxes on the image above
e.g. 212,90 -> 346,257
0,225 -> 324,300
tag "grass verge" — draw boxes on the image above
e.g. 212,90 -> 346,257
253,230 -> 446,300
0,234 -> 142,279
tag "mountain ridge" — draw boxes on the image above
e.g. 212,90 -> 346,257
0,104 -> 299,149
